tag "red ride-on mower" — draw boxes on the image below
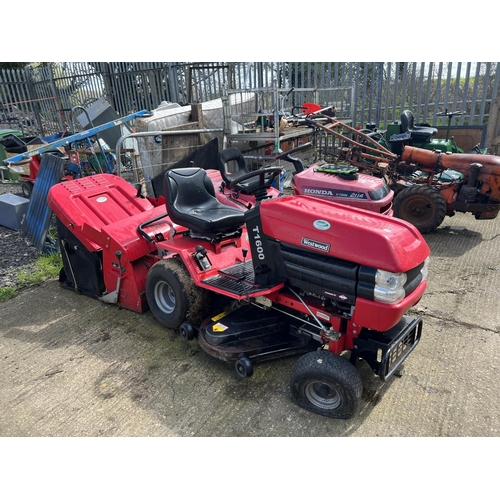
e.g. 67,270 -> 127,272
48,165 -> 429,419
206,145 -> 394,216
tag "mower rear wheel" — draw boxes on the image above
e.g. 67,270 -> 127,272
146,258 -> 210,330
393,185 -> 446,233
290,351 -> 363,419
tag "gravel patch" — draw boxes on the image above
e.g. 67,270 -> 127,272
0,182 -> 42,289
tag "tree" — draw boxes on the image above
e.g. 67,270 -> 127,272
0,62 -> 30,70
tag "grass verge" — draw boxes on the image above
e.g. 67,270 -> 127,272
0,252 -> 62,302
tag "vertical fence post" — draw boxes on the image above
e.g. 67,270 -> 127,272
48,64 -> 65,132
375,62 -> 383,127
166,63 -> 179,103
485,97 -> 500,149
24,66 -> 44,135
99,62 -> 117,111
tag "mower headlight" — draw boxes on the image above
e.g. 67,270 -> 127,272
420,257 -> 430,282
374,269 -> 407,304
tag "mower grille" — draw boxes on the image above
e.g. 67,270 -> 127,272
279,243 -> 358,304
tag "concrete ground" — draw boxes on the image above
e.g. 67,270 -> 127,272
0,211 -> 499,438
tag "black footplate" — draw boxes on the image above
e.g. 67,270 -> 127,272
353,316 -> 423,381
202,261 -> 262,295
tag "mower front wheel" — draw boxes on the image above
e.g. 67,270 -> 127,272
180,322 -> 196,341
146,258 -> 210,330
235,355 -> 254,378
290,351 -> 363,419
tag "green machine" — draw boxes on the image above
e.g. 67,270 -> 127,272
0,129 -> 24,182
377,109 -> 486,155
361,109 -> 487,183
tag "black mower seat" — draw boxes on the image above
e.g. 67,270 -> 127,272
164,167 -> 245,234
400,110 -> 437,144
217,147 -> 275,195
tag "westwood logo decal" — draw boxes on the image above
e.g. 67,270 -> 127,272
301,237 -> 330,252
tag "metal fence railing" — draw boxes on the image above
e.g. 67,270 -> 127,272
2,62 -> 499,140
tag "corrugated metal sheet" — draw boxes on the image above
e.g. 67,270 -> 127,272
22,153 -> 66,253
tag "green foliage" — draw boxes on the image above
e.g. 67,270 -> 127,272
0,287 -> 17,302
0,252 -> 62,302
0,62 -> 30,71
17,252 -> 62,284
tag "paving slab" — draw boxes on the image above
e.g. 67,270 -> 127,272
0,212 -> 499,437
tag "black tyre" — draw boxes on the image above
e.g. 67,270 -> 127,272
180,322 -> 196,341
146,258 -> 210,329
235,355 -> 254,378
21,181 -> 33,198
290,351 -> 363,419
393,185 -> 447,233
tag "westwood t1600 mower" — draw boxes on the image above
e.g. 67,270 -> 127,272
48,164 -> 429,419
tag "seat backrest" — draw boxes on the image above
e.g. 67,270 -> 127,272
164,167 -> 216,218
400,110 -> 414,132
217,147 -> 248,185
164,167 -> 246,235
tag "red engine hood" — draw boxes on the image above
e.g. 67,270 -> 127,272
260,195 -> 429,272
293,167 -> 387,192
292,166 -> 393,215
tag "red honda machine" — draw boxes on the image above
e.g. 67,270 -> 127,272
291,163 -> 393,215
48,164 -> 429,419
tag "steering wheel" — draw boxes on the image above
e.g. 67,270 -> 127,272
273,142 -> 311,173
226,166 -> 283,191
